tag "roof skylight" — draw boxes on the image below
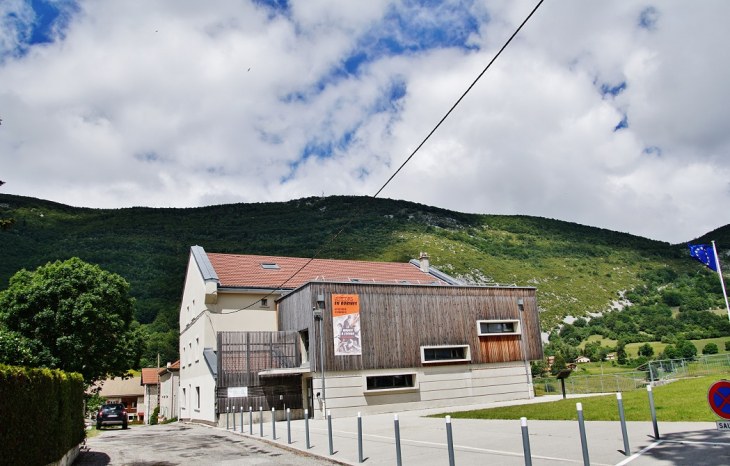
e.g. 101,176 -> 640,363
260,263 -> 280,270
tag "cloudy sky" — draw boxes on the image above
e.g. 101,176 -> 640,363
1,0 -> 729,244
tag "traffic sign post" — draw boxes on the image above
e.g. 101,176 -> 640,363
707,380 -> 730,429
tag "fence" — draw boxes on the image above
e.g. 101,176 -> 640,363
536,370 -> 649,396
647,352 -> 730,383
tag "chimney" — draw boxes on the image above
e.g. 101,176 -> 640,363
419,252 -> 430,273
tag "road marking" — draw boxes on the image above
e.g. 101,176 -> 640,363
613,439 -> 730,465
614,441 -> 662,466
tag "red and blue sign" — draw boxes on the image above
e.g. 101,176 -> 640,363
708,380 -> 730,419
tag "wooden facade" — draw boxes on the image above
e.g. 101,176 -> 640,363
277,282 -> 542,373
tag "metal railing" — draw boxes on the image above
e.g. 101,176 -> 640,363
646,352 -> 730,382
535,371 -> 649,396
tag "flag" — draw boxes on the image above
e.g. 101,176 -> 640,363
688,243 -> 719,272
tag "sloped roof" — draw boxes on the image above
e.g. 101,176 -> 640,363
158,360 -> 180,375
206,253 -> 450,289
94,377 -> 144,397
140,368 -> 159,385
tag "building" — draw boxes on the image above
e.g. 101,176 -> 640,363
574,356 -> 591,363
141,368 -> 159,424
95,377 -> 144,422
179,246 -> 543,425
159,361 -> 180,421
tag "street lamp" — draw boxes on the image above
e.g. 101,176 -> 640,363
314,294 -> 326,415
517,298 -> 533,398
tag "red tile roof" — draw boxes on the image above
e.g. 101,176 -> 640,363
206,253 -> 447,289
158,360 -> 180,375
140,368 -> 159,385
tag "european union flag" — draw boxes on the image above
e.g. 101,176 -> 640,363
688,243 -> 719,272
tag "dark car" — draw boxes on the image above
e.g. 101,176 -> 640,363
96,403 -> 128,429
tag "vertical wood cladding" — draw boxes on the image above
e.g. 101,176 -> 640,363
277,283 -> 542,372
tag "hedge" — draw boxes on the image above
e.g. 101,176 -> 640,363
0,365 -> 85,466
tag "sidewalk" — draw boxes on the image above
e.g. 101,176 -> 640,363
218,395 -> 727,466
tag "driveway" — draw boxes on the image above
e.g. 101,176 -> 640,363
73,423 -> 338,466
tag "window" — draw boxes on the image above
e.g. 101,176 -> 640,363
260,263 -> 280,269
477,320 -> 521,336
195,337 -> 200,362
181,388 -> 186,407
188,343 -> 192,366
420,345 -> 471,364
364,373 -> 418,394
182,347 -> 186,367
261,298 -> 268,307
196,387 -> 200,409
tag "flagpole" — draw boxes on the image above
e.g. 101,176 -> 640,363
711,241 -> 730,322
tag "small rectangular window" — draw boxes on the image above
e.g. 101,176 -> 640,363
421,345 -> 470,364
261,298 -> 268,307
196,387 -> 200,409
364,373 -> 417,394
477,320 -> 520,336
260,263 -> 280,270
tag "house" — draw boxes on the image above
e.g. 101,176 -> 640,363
94,376 -> 144,422
574,356 -> 591,363
141,368 -> 159,424
547,355 -> 555,367
567,363 -> 578,371
605,353 -> 616,360
158,361 -> 180,421
179,246 -> 543,425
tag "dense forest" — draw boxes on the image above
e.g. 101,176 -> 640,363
0,193 -> 727,368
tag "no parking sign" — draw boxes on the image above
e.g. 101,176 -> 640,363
707,380 -> 730,427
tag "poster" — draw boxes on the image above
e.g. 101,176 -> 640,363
332,294 -> 362,356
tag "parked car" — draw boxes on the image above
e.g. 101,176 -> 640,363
96,403 -> 128,429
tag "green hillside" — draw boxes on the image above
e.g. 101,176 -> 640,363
0,193 -> 720,364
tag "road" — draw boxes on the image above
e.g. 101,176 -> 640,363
73,423 -> 338,466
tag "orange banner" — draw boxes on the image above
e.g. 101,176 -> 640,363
332,294 -> 359,317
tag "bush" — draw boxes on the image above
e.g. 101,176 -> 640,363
725,341 -> 730,351
0,365 -> 85,466
703,343 -> 719,355
150,406 -> 160,425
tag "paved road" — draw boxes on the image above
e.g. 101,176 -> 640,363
73,423 -> 338,466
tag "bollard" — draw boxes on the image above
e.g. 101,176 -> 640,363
328,410 -> 334,455
357,412 -> 363,463
226,406 -> 230,430
305,409 -> 310,449
446,415 -> 455,466
616,393 -> 630,456
233,405 -> 236,431
287,408 -> 291,444
259,406 -> 264,437
647,385 -> 660,440
272,408 -> 276,440
521,417 -> 532,466
576,403 -> 590,466
394,414 -> 402,466
240,406 -> 244,433
249,406 -> 253,435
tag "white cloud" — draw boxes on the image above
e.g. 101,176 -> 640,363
1,0 -> 729,243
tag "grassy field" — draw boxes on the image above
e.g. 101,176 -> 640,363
578,335 -> 730,359
433,376 -> 723,422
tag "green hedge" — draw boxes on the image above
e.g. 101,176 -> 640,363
0,365 -> 85,466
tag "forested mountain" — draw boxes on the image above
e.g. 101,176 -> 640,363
0,193 -> 725,366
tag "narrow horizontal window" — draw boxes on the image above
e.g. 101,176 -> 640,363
366,374 -> 415,391
421,345 -> 471,364
260,263 -> 280,269
477,320 -> 521,336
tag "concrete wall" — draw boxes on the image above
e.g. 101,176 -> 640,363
308,362 -> 532,419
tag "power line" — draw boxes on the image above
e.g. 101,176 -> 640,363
214,0 -> 545,318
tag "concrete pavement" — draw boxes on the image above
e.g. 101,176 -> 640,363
215,395 -> 730,466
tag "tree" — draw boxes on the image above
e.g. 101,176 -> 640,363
616,341 -> 628,365
681,341 -> 698,359
551,353 -> 567,375
638,343 -> 655,358
703,342 -> 719,355
0,258 -> 147,385
725,340 -> 730,352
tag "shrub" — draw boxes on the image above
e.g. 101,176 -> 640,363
0,365 -> 85,466
703,343 -> 719,355
150,406 -> 160,425
725,341 -> 730,351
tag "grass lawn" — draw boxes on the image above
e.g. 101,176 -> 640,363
577,335 -> 730,359
432,376 -> 724,422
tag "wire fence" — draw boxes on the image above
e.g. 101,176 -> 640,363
535,352 -> 730,396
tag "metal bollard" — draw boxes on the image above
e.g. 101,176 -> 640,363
287,408 -> 291,444
305,409 -> 310,449
394,414 -> 402,466
240,406 -> 244,433
272,408 -> 276,440
647,385 -> 659,439
521,417 -> 532,466
226,406 -> 230,430
357,412 -> 363,463
328,410 -> 334,455
576,403 -> 590,466
233,406 -> 236,431
249,406 -> 253,435
446,415 -> 455,466
617,393 -> 630,456
259,406 -> 263,437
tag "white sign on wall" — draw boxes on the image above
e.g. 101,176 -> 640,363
227,386 -> 249,398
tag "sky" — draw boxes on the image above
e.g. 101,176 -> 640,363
1,0 -> 729,244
